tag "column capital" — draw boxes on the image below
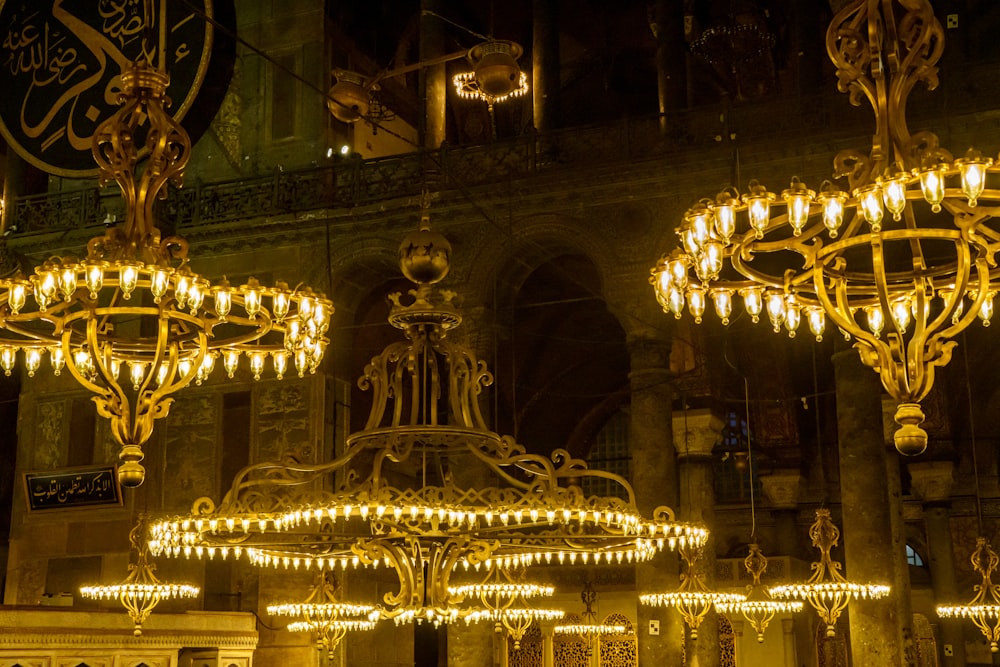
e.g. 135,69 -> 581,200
907,460 -> 956,503
672,409 -> 723,458
759,470 -> 806,509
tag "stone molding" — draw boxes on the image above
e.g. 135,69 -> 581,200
672,409 -> 723,458
907,461 -> 956,503
759,470 -> 806,509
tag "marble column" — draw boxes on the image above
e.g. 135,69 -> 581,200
628,334 -> 683,666
909,461 -> 967,667
832,349 -> 902,665
674,408 -> 724,667
652,0 -> 688,119
532,0 -> 559,131
419,0 -> 447,148
881,397 -> 916,665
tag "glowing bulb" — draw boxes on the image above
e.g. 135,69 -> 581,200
882,175 -> 907,221
784,294 -> 801,337
743,181 -> 774,238
8,282 -> 26,314
740,286 -> 763,323
782,178 -> 814,236
244,282 -> 261,317
765,291 -> 785,332
686,286 -> 706,323
120,264 -> 139,298
918,166 -> 946,212
865,305 -> 884,337
272,351 -> 288,379
250,351 -> 266,380
0,347 -> 16,375
224,349 -> 240,378
49,347 -> 65,375
890,297 -> 912,333
129,362 -> 146,390
819,188 -> 846,237
59,267 -> 77,299
858,185 -> 884,230
806,307 -> 826,341
711,289 -> 733,325
24,348 -> 41,376
711,197 -> 737,242
272,290 -> 290,320
957,153 -> 991,206
215,286 -> 232,319
979,292 -> 995,326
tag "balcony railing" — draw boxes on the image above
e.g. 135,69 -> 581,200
6,63 -> 999,240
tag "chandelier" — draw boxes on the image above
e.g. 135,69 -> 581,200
936,537 -> 1000,653
554,582 -> 625,651
0,61 -> 331,488
452,41 -> 529,111
640,543 -> 746,639
451,567 -> 564,649
268,572 -> 380,659
716,542 -> 803,642
329,38 -> 528,124
80,515 -> 199,636
769,509 -> 889,637
650,0 -> 1000,456
149,210 -> 706,623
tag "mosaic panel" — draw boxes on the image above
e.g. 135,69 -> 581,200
719,615 -> 736,667
255,380 -> 316,463
163,393 -> 220,511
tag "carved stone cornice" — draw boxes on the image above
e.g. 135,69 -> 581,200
672,409 -> 723,459
759,470 -> 806,509
908,461 -> 956,504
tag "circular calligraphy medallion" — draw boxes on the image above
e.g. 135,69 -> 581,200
0,0 -> 218,177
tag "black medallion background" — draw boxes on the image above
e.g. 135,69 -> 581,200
0,0 -> 232,177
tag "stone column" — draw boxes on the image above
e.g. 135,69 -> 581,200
652,0 -> 688,119
674,408 -> 723,667
532,0 -> 559,131
832,349 -> 902,665
419,0 -> 447,148
781,618 -> 798,667
760,470 -> 806,559
881,397 -> 916,665
628,334 -> 683,666
909,461 -> 967,667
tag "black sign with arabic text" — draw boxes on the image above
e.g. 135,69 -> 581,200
24,465 -> 122,511
0,0 -> 214,177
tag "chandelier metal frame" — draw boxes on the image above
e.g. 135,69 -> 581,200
769,509 -> 889,637
650,0 -> 1000,457
639,543 -> 746,639
0,61 -> 331,488
936,537 -> 1000,653
451,566 -> 564,649
150,213 -> 706,624
716,542 -> 803,642
268,571 -> 380,659
80,515 -> 199,636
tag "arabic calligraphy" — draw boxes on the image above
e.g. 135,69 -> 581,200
25,466 -> 122,510
0,0 -> 213,176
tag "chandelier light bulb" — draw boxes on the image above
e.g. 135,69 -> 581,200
711,289 -> 733,325
806,307 -> 826,341
978,292 -> 995,326
918,166 -> 946,212
784,295 -> 801,337
741,286 -> 763,323
8,282 -> 26,314
957,152 -> 992,206
711,200 -> 736,242
743,181 -> 774,238
890,297 -> 912,334
782,178 -> 814,236
882,175 -> 908,221
865,305 -> 885,337
765,291 -> 786,332
857,185 -> 884,230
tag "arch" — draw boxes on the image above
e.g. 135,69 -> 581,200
599,612 -> 637,667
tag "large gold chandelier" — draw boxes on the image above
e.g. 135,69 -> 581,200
0,62 -> 331,488
650,0 -> 1000,456
150,213 -> 706,622
769,510 -> 889,637
80,515 -> 199,636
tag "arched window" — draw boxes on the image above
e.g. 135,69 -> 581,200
584,410 -> 631,499
905,544 -> 924,567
